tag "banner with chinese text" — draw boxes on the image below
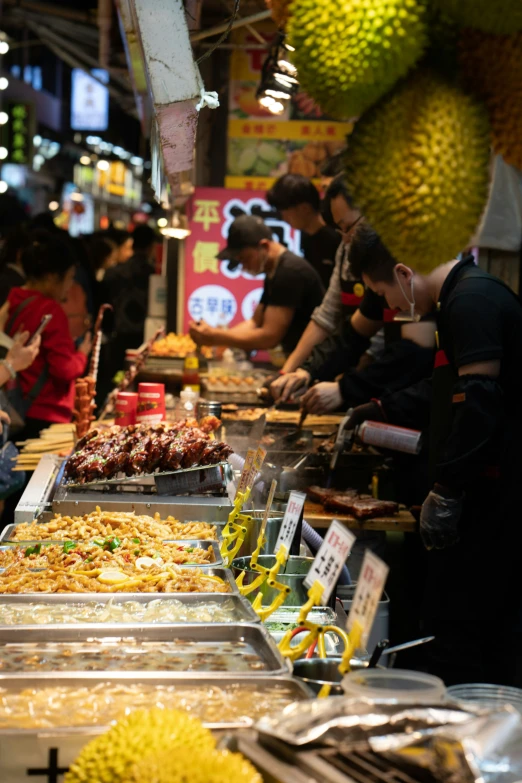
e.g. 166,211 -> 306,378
226,25 -> 352,190
183,187 -> 301,331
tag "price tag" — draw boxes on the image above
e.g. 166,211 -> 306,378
260,479 -> 277,541
236,448 -> 256,497
304,520 -> 356,605
274,490 -> 306,556
246,445 -> 267,492
346,550 -> 389,646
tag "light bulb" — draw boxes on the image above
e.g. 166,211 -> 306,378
268,101 -> 285,115
259,95 -> 275,108
0,147 -> 7,160
0,112 -> 7,124
157,217 -> 168,228
0,42 -> 9,55
79,155 -> 91,165
48,200 -> 59,211
0,76 -> 8,90
97,159 -> 109,171
0,181 -> 7,194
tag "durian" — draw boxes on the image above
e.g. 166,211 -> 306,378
65,708 -> 215,783
345,70 -> 491,272
126,748 -> 263,783
431,0 -> 522,34
287,0 -> 428,120
459,31 -> 522,171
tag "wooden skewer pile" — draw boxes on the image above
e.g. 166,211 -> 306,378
13,423 -> 76,472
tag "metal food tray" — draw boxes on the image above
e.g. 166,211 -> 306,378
1,522 -> 226,545
0,567 -> 239,595
0,674 -> 311,731
0,540 -> 223,567
64,461 -> 232,496
0,623 -> 289,677
0,593 -> 260,626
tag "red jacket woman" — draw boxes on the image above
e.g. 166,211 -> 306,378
6,232 -> 92,439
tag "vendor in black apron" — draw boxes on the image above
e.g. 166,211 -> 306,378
346,231 -> 522,685
297,225 -> 436,413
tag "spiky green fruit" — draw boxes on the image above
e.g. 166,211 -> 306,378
345,71 -> 491,272
432,0 -> 522,34
460,30 -> 522,170
127,748 -> 263,783
65,709 -> 215,783
287,0 -> 428,120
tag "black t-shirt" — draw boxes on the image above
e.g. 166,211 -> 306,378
101,251 -> 155,337
260,250 -> 325,355
439,258 -> 522,404
301,225 -> 341,289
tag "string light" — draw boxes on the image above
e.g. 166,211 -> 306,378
0,181 -> 7,194
256,33 -> 298,112
0,77 -> 8,90
79,155 -> 91,165
96,160 -> 109,171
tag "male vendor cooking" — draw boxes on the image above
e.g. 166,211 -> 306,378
345,225 -> 522,686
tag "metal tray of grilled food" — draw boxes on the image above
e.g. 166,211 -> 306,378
0,540 -> 223,567
0,593 -> 260,627
0,566 -> 239,595
0,623 -> 290,677
64,461 -> 233,496
0,674 -> 311,732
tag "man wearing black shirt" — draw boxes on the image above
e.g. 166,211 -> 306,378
346,249 -> 522,685
266,174 -> 340,289
189,215 -> 324,355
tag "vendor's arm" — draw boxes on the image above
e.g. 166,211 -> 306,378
190,303 -> 294,351
281,320 -> 331,373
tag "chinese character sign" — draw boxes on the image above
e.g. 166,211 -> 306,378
274,491 -> 306,556
347,550 -> 389,646
304,521 -> 356,604
2,101 -> 35,165
183,187 -> 302,331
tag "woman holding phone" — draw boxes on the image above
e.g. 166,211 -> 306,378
6,232 -> 92,440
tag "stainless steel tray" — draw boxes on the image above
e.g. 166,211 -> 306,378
0,623 -> 289,677
0,540 -> 223,567
0,567 -> 239,595
64,461 -> 232,496
0,674 -> 311,731
1,520 -> 226,544
0,593 -> 260,626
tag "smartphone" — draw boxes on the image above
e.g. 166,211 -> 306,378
28,314 -> 52,345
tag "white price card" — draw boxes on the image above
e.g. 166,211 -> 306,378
236,448 -> 256,497
260,479 -> 277,541
246,445 -> 267,492
274,490 -> 306,556
304,520 -> 356,605
346,549 -> 389,646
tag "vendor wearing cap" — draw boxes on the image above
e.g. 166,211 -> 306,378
189,215 -> 324,355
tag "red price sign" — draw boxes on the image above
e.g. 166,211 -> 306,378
347,550 -> 389,646
304,520 -> 356,604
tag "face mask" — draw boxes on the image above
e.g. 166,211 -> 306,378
393,268 -> 421,322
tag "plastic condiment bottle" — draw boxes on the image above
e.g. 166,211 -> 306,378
182,353 -> 200,393
179,388 -> 198,417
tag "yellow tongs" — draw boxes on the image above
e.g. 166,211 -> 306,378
219,491 -> 250,566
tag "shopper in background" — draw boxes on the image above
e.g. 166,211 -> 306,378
266,174 -> 341,288
102,224 -> 157,374
104,228 -> 134,265
0,225 -> 28,307
189,215 -> 324,355
5,232 -> 92,440
88,235 -> 118,283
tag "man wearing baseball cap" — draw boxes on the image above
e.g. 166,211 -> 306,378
189,215 -> 324,355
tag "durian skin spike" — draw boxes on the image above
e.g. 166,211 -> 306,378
127,748 -> 263,783
287,0 -> 428,120
345,70 -> 491,273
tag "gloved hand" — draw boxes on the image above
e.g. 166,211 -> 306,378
420,484 -> 465,550
344,400 -> 384,431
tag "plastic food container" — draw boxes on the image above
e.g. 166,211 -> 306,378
342,668 -> 446,704
447,683 -> 522,714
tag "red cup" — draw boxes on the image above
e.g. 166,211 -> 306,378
137,382 -> 166,424
115,392 -> 138,426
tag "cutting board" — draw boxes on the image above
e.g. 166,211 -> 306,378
303,500 -> 416,533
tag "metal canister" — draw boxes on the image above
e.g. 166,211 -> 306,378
357,420 -> 422,455
196,400 -> 222,422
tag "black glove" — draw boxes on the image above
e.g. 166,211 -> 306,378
420,484 -> 464,550
345,400 -> 383,431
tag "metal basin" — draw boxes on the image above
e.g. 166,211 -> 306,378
235,511 -> 284,558
232,555 -> 313,605
293,657 -> 368,695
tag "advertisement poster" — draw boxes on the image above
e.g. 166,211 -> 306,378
183,187 -> 302,332
226,25 -> 353,190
